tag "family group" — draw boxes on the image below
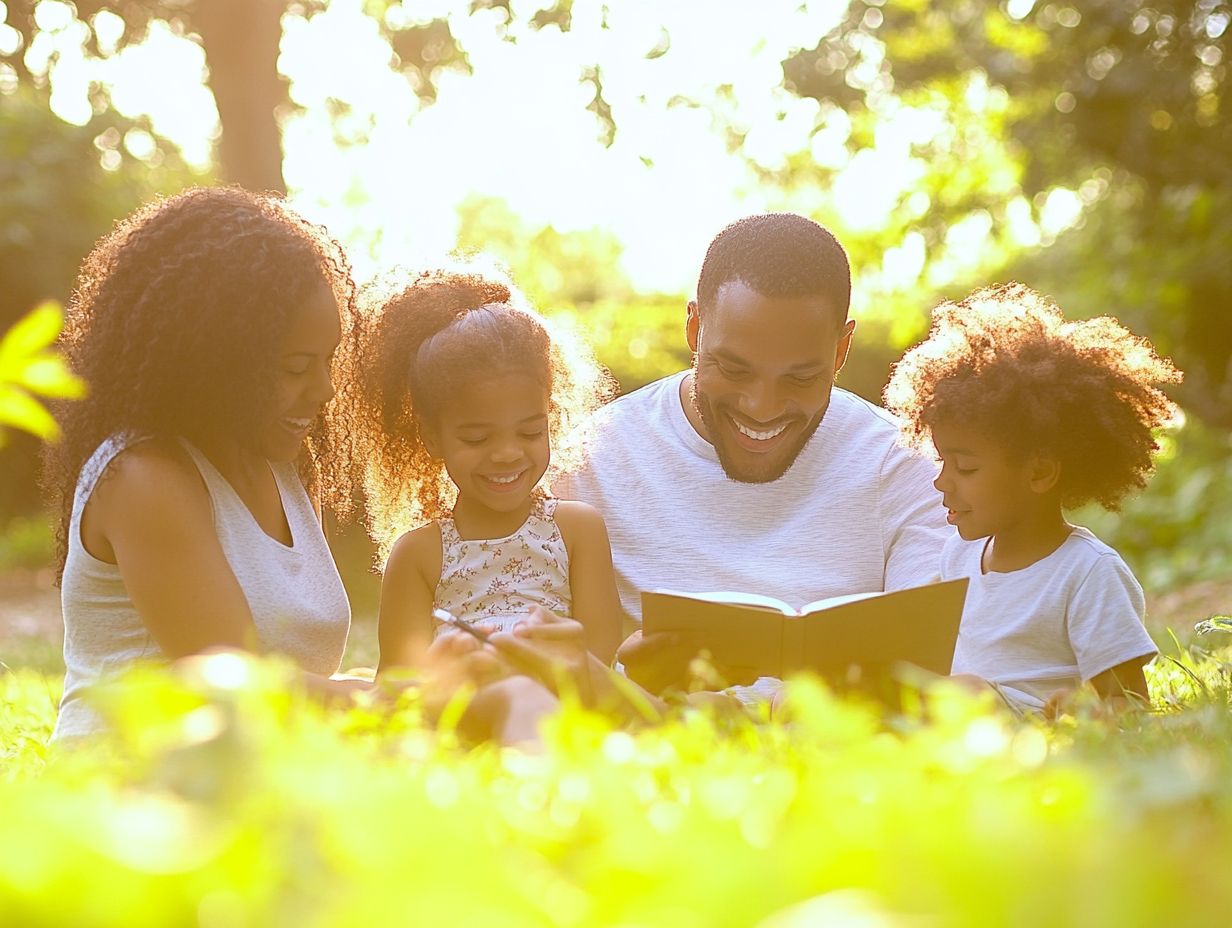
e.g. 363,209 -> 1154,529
47,186 -> 1180,742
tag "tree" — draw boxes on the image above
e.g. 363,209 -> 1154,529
776,0 -> 1232,421
2,0 -> 589,193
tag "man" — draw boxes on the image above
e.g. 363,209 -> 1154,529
556,213 -> 950,694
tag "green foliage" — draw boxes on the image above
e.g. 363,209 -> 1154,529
778,0 -> 1232,423
456,195 -> 634,310
551,298 -> 689,394
0,85 -> 192,520
3,646 -> 1232,925
455,194 -> 689,393
1074,418 -> 1232,593
0,86 -> 195,330
0,514 -> 55,571
1007,180 -> 1232,425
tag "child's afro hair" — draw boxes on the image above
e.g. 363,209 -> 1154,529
884,283 -> 1181,511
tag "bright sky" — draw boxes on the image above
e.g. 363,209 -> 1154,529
7,0 -> 1083,296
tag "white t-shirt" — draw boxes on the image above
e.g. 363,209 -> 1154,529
557,371 -> 950,618
943,526 -> 1157,710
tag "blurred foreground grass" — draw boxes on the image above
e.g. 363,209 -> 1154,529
2,635 -> 1232,927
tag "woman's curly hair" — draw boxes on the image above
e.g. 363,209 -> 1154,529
884,282 -> 1182,511
44,186 -> 357,578
324,261 -> 616,564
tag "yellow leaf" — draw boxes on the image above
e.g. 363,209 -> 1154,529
0,385 -> 61,441
14,355 -> 87,399
0,302 -> 65,369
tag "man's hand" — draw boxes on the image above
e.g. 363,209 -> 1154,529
616,629 -> 692,694
616,629 -> 760,695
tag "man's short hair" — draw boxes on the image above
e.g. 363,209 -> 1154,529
696,213 -> 852,324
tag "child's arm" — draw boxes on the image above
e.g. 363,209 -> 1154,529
1043,654 -> 1153,718
376,523 -> 442,676
1089,654 -> 1152,703
489,608 -> 667,721
1062,553 -> 1156,714
553,500 -> 625,664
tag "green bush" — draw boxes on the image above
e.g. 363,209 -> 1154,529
3,645 -> 1232,926
1073,419 -> 1232,593
549,297 -> 690,394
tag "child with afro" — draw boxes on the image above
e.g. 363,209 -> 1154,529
884,283 -> 1181,714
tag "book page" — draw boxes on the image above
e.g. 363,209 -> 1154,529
649,588 -> 794,615
799,590 -> 881,614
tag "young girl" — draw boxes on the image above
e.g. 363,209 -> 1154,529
330,264 -> 623,675
884,283 -> 1181,713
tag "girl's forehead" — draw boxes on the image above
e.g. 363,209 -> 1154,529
440,371 -> 550,423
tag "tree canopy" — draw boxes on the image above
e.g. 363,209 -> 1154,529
773,0 -> 1230,421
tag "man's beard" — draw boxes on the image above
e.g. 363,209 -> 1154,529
689,366 -> 825,484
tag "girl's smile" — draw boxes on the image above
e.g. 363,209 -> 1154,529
426,372 -> 552,538
480,469 -> 530,490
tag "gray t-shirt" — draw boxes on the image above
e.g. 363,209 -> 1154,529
943,526 -> 1158,709
556,371 -> 950,619
55,435 -> 351,739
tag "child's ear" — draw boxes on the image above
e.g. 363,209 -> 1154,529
1027,454 -> 1062,495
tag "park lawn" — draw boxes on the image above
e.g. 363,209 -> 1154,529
1,633 -> 1230,928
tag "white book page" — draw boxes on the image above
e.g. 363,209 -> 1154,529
799,590 -> 881,614
651,589 -> 794,614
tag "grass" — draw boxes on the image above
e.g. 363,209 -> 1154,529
2,628 -> 1232,927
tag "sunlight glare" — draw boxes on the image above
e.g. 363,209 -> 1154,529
43,23 -> 93,126
833,147 -> 922,232
880,231 -> 927,288
91,9 -> 124,56
1039,187 -> 1084,238
103,23 -> 217,167
24,0 -> 994,296
0,24 -> 19,57
1005,196 -> 1041,247
32,0 -> 73,33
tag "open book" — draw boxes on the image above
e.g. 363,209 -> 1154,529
640,577 -> 969,682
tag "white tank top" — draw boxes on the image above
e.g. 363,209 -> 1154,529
54,434 -> 351,739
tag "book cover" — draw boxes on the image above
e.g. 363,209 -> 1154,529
640,577 -> 969,682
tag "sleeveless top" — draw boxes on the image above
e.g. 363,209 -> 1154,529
433,495 -> 571,637
54,434 -> 351,740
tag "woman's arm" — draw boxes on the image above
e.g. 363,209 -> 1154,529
88,441 -> 263,655
85,441 -> 368,698
554,500 -> 624,663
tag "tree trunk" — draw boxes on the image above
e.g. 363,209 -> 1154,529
194,0 -> 287,194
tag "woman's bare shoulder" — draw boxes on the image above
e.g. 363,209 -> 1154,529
91,437 -> 208,513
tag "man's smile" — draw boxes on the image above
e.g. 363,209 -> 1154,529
726,413 -> 794,453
